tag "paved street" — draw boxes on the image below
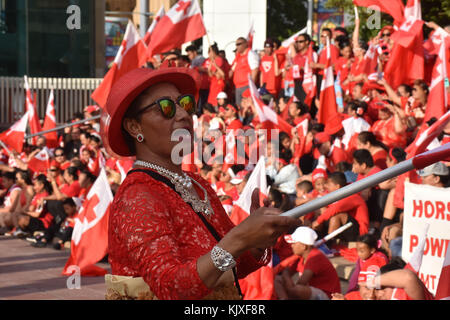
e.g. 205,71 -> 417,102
0,236 -> 109,300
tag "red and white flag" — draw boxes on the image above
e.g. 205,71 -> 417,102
302,43 -> 318,106
281,27 -> 307,48
62,169 -> 113,276
24,76 -> 42,145
0,112 -> 28,153
361,43 -> 380,78
317,36 -> 339,125
247,20 -> 255,49
384,0 -> 424,89
394,110 -> 450,209
143,6 -> 165,46
435,243 -> 450,300
425,32 -> 449,122
404,223 -> 429,274
248,75 -> 293,138
28,147 -> 51,174
230,156 -> 268,226
116,158 -> 134,183
91,21 -> 148,108
147,0 -> 206,56
229,157 -> 274,300
353,0 -> 405,24
42,89 -> 59,149
292,118 -> 309,163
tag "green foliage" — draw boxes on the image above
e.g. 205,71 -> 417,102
267,0 -> 309,41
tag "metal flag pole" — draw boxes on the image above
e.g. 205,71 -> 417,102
281,143 -> 450,219
314,222 -> 353,247
24,115 -> 101,140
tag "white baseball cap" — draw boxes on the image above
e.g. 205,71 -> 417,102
417,162 -> 449,177
216,91 -> 228,99
284,227 -> 318,246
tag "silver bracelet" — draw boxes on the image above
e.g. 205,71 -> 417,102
210,246 -> 236,272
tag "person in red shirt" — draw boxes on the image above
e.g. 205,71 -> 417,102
312,172 -> 369,239
357,131 -> 388,170
229,37 -> 260,106
221,104 -> 243,133
314,132 -> 349,172
310,28 -> 340,95
53,147 -> 71,171
16,174 -> 54,238
370,259 -> 435,300
335,41 -> 353,96
207,44 -> 229,107
274,226 -> 341,300
288,33 -> 310,101
259,38 -> 281,99
370,101 -> 407,149
352,149 -> 386,229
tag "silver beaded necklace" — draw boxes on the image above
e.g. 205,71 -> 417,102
134,160 -> 214,218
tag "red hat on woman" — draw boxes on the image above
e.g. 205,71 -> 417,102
101,67 -> 199,157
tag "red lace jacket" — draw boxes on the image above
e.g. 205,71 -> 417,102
108,170 -> 268,300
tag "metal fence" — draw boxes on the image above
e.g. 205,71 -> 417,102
0,77 -> 103,127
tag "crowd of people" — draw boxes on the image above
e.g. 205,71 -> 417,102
1,18 -> 449,300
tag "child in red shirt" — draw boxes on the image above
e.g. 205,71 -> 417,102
274,227 -> 341,300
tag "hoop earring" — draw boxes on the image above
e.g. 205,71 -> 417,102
136,133 -> 144,143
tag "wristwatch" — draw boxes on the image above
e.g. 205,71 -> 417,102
210,246 -> 236,272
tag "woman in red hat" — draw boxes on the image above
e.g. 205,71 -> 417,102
102,67 -> 300,300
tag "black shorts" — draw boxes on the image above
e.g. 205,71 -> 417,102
337,214 -> 360,242
27,217 -> 45,233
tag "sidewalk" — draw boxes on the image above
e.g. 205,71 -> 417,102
0,236 -> 109,300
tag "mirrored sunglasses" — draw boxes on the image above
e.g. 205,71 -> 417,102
136,94 -> 196,118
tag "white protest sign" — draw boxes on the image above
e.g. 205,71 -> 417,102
402,182 -> 450,295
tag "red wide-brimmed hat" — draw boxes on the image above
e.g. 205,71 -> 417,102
102,67 -> 199,157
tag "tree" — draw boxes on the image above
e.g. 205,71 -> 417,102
267,0 -> 309,41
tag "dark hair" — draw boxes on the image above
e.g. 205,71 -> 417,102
297,180 -> 313,193
322,28 -> 332,37
358,40 -> 369,51
334,26 -> 349,37
79,169 -> 97,184
35,174 -> 53,195
298,33 -> 311,43
2,171 -> 16,181
311,123 -> 325,133
337,38 -> 351,50
185,44 -> 198,53
355,82 -> 364,89
353,149 -> 374,167
398,83 -> 412,96
65,166 -> 79,181
336,161 -> 353,173
389,147 -> 407,163
380,257 -> 406,274
328,172 -> 347,188
16,170 -> 33,185
291,101 -> 309,116
348,100 -> 367,117
268,188 -> 293,211
90,135 -> 101,144
357,233 -> 378,249
80,131 -> 91,139
62,197 -> 77,207
358,131 -> 388,150
413,79 -> 429,95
